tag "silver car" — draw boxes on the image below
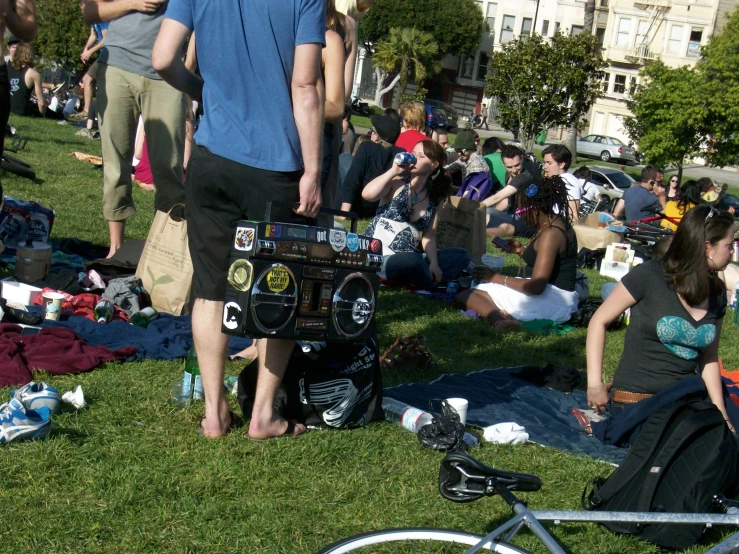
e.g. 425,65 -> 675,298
575,134 -> 636,163
583,166 -> 636,212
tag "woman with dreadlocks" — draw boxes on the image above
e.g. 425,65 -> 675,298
456,175 -> 579,327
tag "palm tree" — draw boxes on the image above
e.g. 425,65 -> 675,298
372,27 -> 442,100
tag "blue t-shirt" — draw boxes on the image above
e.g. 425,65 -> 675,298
165,0 -> 325,172
92,22 -> 108,43
622,185 -> 661,221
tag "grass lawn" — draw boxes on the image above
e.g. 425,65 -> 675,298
1,116 -> 738,554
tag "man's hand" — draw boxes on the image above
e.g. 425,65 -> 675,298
80,49 -> 91,63
132,0 -> 166,13
429,262 -> 443,284
294,173 -> 321,218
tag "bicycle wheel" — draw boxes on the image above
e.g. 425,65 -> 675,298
316,527 -> 533,554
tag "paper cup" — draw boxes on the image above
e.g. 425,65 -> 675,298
446,397 -> 469,426
481,254 -> 505,272
42,291 -> 65,321
171,379 -> 193,409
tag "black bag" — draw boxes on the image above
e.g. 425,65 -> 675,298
237,336 -> 383,428
584,396 -> 739,551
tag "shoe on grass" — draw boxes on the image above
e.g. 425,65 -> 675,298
9,381 -> 61,414
0,399 -> 52,444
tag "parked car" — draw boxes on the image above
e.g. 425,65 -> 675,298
424,103 -> 447,130
574,134 -> 636,163
582,165 -> 636,211
424,99 -> 458,131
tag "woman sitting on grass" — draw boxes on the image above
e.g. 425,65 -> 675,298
362,140 -> 470,289
660,179 -> 701,231
587,205 -> 735,434
456,175 -> 579,327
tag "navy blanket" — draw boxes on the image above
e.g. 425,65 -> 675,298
39,312 -> 252,361
385,367 -> 627,464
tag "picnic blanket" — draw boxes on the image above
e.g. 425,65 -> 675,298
384,366 -> 628,464
37,311 -> 252,361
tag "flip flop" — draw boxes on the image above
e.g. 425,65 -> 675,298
198,411 -> 242,437
244,420 -> 306,442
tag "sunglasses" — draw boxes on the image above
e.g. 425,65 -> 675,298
670,178 -> 679,183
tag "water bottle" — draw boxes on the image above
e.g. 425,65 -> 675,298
382,397 -> 433,433
129,307 -> 158,328
184,346 -> 204,400
93,299 -> 114,324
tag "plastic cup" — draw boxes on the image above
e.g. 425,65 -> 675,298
446,397 -> 469,426
42,291 -> 65,321
171,379 -> 193,409
481,254 -> 505,272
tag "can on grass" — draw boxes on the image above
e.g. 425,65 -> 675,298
446,281 -> 459,298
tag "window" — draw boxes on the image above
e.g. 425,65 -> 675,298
476,52 -> 489,81
521,18 -> 533,38
616,18 -> 631,47
500,15 -> 515,43
687,28 -> 703,57
602,72 -> 610,93
571,25 -> 584,36
486,3 -> 497,34
596,27 -> 606,49
554,22 -> 561,34
599,0 -> 609,6
667,24 -> 683,54
613,74 -> 627,94
635,20 -> 649,47
542,20 -> 550,36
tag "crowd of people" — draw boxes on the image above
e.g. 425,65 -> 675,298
0,0 -> 735,451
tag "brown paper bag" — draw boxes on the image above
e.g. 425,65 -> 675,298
136,206 -> 193,315
435,196 -> 486,265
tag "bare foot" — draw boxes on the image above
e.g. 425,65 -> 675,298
248,415 -> 306,440
199,408 -> 235,439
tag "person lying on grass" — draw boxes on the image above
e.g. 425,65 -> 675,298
362,140 -> 470,289
456,176 -> 579,328
587,205 -> 736,434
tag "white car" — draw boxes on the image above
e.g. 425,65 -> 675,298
581,166 -> 636,212
575,135 -> 637,163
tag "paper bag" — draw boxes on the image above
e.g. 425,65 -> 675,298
435,196 -> 486,265
136,206 -> 193,315
599,242 -> 634,281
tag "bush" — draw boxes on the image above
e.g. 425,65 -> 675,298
34,0 -> 90,74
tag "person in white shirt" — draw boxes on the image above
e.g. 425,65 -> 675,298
542,144 -> 581,218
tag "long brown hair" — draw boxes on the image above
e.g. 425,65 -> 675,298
11,42 -> 34,70
420,140 -> 451,205
326,0 -> 346,39
661,204 -> 734,305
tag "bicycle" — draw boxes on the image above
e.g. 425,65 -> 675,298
317,450 -> 739,553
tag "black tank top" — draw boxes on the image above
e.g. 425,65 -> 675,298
7,64 -> 33,116
521,224 -> 578,292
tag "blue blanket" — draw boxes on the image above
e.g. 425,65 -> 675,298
385,367 -> 627,464
39,312 -> 252,361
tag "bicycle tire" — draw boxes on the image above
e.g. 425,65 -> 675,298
315,527 -> 533,554
1,155 -> 36,180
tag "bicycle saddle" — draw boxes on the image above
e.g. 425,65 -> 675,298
439,450 -> 542,503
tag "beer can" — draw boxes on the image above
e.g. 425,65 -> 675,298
733,241 -> 739,263
394,152 -> 416,167
446,281 -> 459,297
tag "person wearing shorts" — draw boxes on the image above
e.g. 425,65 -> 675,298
153,0 -> 324,440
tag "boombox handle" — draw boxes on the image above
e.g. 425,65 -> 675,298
264,201 -> 359,234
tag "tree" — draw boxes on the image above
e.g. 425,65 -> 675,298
696,8 -> 739,167
359,0 -> 486,57
371,27 -> 441,103
484,32 -> 605,151
358,0 -> 485,104
623,61 -> 706,180
34,0 -> 90,74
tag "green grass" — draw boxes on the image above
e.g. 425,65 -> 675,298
1,117 -> 738,554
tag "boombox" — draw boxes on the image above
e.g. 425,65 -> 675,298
221,204 -> 383,342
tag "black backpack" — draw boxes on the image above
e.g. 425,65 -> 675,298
237,336 -> 383,428
583,396 -> 739,551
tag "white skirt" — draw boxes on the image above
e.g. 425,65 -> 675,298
473,280 -> 580,323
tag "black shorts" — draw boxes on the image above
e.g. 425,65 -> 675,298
186,145 -> 309,301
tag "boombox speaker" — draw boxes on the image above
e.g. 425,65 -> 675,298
221,202 -> 383,342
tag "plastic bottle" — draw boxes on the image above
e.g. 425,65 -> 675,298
382,397 -> 433,433
93,299 -> 114,324
129,307 -> 158,328
184,346 -> 204,400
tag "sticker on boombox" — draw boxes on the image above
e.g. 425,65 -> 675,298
346,233 -> 359,252
223,302 -> 242,330
329,229 -> 347,252
266,267 -> 290,293
234,227 -> 255,251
